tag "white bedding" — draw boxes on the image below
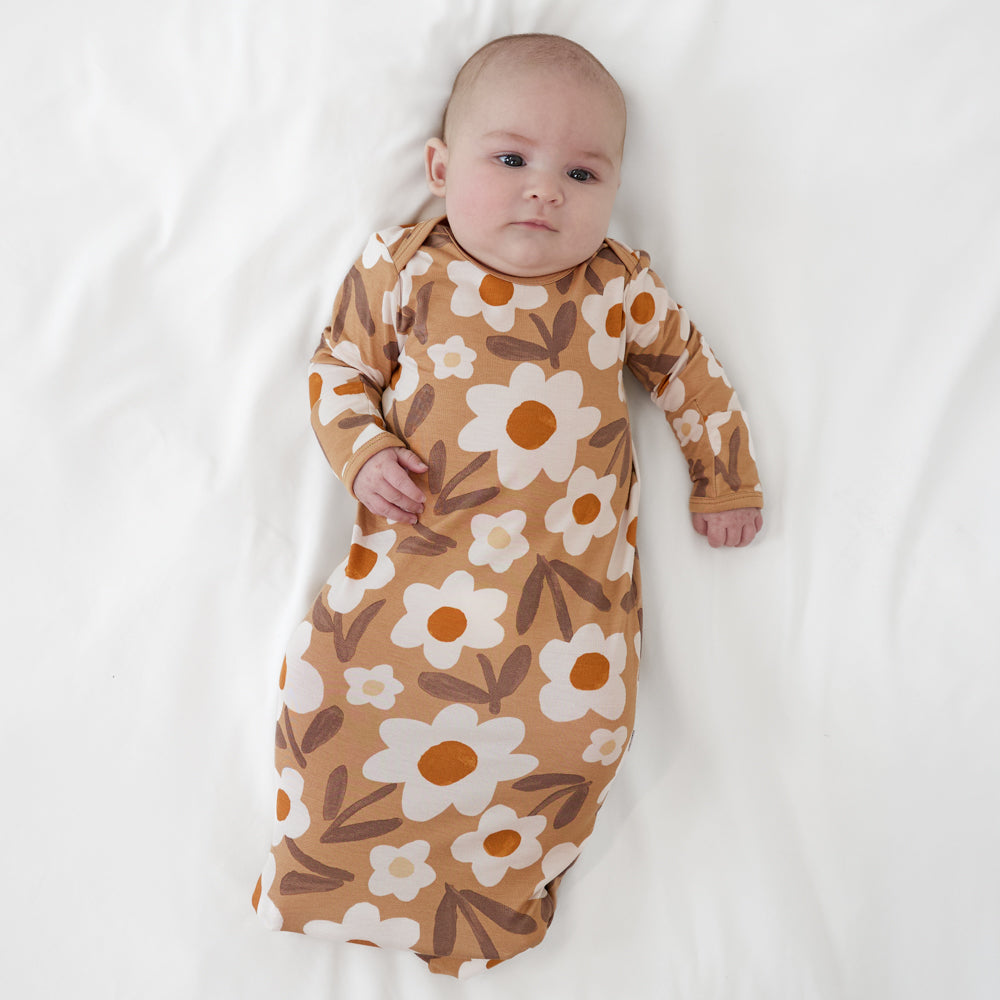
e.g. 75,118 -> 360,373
4,1 -> 999,997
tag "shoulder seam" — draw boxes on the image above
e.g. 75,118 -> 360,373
604,237 -> 643,277
389,217 -> 444,271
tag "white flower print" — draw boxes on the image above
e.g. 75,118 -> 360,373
458,363 -> 601,490
382,249 -> 433,327
701,340 -> 731,386
705,409 -> 734,457
532,842 -> 583,898
544,466 -> 618,556
382,352 -> 419,409
391,570 -> 506,670
361,227 -> 405,269
327,339 -> 386,388
451,804 -> 546,887
468,510 -> 529,572
368,840 -> 436,902
363,704 -> 538,822
583,726 -> 629,766
538,624 -> 628,723
458,960 -> 492,979
325,527 -> 396,614
427,335 -> 477,380
447,260 -> 548,332
279,620 -> 323,715
350,422 -> 387,456
304,902 -> 420,950
624,268 -> 674,347
672,408 -> 704,447
606,482 -> 639,582
272,767 -> 310,845
310,360 -> 377,428
344,663 -> 404,710
581,276 -> 627,370
252,853 -> 283,930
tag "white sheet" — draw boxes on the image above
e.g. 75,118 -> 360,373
4,1 -> 999,997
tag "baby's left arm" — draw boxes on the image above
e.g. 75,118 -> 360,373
691,508 -> 763,548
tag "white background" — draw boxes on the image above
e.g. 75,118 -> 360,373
2,1 -> 998,997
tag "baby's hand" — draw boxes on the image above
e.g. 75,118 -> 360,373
691,508 -> 763,548
353,447 -> 428,524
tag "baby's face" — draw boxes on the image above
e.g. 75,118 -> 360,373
426,64 -> 624,277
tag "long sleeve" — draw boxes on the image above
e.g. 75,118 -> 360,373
308,230 -> 409,495
622,252 -> 763,513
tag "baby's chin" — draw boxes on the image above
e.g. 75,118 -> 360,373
460,232 -> 604,278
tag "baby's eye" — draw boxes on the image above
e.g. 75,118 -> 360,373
568,168 -> 594,182
498,153 -> 525,167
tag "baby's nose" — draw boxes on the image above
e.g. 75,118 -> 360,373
525,170 -> 564,204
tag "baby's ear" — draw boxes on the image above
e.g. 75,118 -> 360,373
424,138 -> 448,197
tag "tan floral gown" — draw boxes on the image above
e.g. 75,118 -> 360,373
252,217 -> 763,977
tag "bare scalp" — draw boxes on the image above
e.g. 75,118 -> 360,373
441,33 -> 626,146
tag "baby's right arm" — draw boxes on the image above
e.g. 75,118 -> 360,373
354,447 -> 427,524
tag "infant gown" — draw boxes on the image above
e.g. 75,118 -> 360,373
252,217 -> 762,977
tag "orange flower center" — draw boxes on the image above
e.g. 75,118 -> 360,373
418,741 -> 478,786
483,829 -> 522,858
479,274 -> 515,307
427,606 -> 467,642
345,544 -> 378,580
506,400 -> 557,450
605,303 -> 626,337
570,652 -> 610,691
276,789 -> 291,822
630,291 -> 657,325
572,493 -> 601,525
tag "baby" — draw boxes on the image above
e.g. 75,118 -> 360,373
253,34 -> 763,979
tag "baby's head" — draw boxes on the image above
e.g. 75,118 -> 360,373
425,34 -> 626,278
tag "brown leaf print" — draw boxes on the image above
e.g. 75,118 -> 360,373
279,872 -> 349,895
589,417 -> 632,487
461,889 -> 538,936
321,818 -> 403,843
411,281 -> 434,344
395,522 -> 457,558
516,558 -> 546,634
403,383 -> 435,438
433,886 -> 459,956
433,447 -> 499,515
285,836 -> 353,882
583,263 -> 604,293
590,417 -> 628,448
554,785 -> 590,828
332,599 -> 386,662
453,889 -> 500,960
547,301 -> 577,360
714,426 -> 743,492
485,335 -> 549,362
549,560 -> 611,612
324,765 -> 348,820
275,721 -> 287,750
418,672 -> 492,706
321,779 -> 402,843
555,270 -> 576,295
688,458 -> 709,498
301,704 -> 344,754
512,773 -> 587,792
427,440 -> 446,494
312,595 -> 335,633
397,536 -> 450,557
494,645 -> 531,703
282,705 -> 307,769
331,266 -> 375,341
